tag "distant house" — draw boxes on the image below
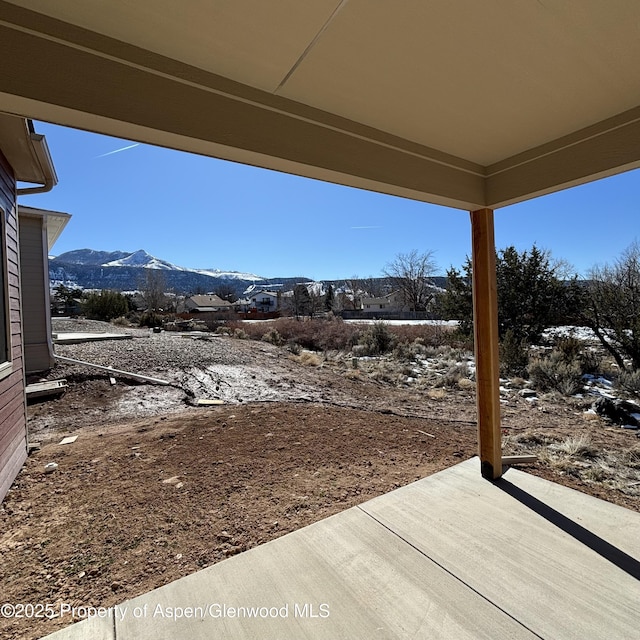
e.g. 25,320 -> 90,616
361,291 -> 407,312
248,290 -> 278,312
19,206 -> 71,373
184,294 -> 232,313
0,115 -> 58,503
233,298 -> 251,313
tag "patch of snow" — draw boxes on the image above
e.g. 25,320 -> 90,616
197,269 -> 264,281
103,250 -> 187,271
344,319 -> 459,326
583,374 -> 613,387
542,326 -> 598,342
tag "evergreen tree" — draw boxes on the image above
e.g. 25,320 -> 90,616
438,245 -> 573,343
83,290 -> 129,321
324,284 -> 335,312
437,258 -> 473,335
292,284 -> 312,318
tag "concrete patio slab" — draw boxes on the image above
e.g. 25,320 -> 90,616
52,333 -> 132,344
361,460 -> 640,639
41,458 -> 640,639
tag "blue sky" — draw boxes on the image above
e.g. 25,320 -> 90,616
19,121 -> 639,281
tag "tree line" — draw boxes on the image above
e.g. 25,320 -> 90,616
435,242 -> 640,375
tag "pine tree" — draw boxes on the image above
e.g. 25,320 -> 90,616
324,284 -> 334,312
438,245 -> 572,343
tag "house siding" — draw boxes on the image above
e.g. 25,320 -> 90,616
0,149 -> 27,503
19,214 -> 52,373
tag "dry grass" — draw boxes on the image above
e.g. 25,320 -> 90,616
505,429 -> 640,496
553,434 -> 597,458
227,318 -> 463,355
290,352 -> 323,367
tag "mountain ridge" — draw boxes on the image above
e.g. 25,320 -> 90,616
49,249 -> 308,295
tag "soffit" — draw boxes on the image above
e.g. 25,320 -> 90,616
18,205 -> 71,249
0,113 -> 45,184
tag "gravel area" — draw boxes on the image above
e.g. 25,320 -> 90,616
51,318 -> 141,335
29,319 -> 378,436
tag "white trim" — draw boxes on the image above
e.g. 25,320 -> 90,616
0,204 -> 13,380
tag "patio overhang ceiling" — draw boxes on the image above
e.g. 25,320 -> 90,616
1,0 -> 639,211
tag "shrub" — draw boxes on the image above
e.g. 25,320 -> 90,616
500,329 -> 530,377
287,340 -> 302,355
292,352 -> 322,366
392,341 -> 422,362
554,336 -> 583,361
387,324 -> 450,347
83,290 -> 129,322
555,336 -> 601,374
261,329 -> 284,346
358,322 -> 396,356
139,311 -> 164,328
111,316 -> 129,327
616,369 -> 640,398
435,363 -> 470,388
528,354 -> 584,395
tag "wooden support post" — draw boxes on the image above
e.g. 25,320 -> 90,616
470,208 -> 502,480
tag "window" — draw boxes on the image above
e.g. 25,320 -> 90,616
0,206 -> 11,376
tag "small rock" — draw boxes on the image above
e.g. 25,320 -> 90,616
43,463 -> 58,474
519,389 -> 537,398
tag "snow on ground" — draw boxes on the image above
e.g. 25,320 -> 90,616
344,319 -> 459,326
542,325 -> 598,342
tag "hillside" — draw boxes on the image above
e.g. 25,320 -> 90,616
49,249 -> 309,296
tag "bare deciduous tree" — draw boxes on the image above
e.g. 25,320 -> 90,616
585,242 -> 640,371
341,276 -> 363,310
215,283 -> 238,303
383,250 -> 438,314
141,269 -> 167,312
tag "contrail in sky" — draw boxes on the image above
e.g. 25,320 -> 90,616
96,143 -> 140,158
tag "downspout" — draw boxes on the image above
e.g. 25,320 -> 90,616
16,121 -> 58,195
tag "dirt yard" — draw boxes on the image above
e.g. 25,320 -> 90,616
1,320 -> 639,639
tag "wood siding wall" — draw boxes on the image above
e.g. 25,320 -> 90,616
0,149 -> 26,503
19,215 -> 52,373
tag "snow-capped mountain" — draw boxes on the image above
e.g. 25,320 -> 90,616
50,249 -> 130,266
48,249 -> 290,295
195,268 -> 264,282
102,249 -> 187,271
